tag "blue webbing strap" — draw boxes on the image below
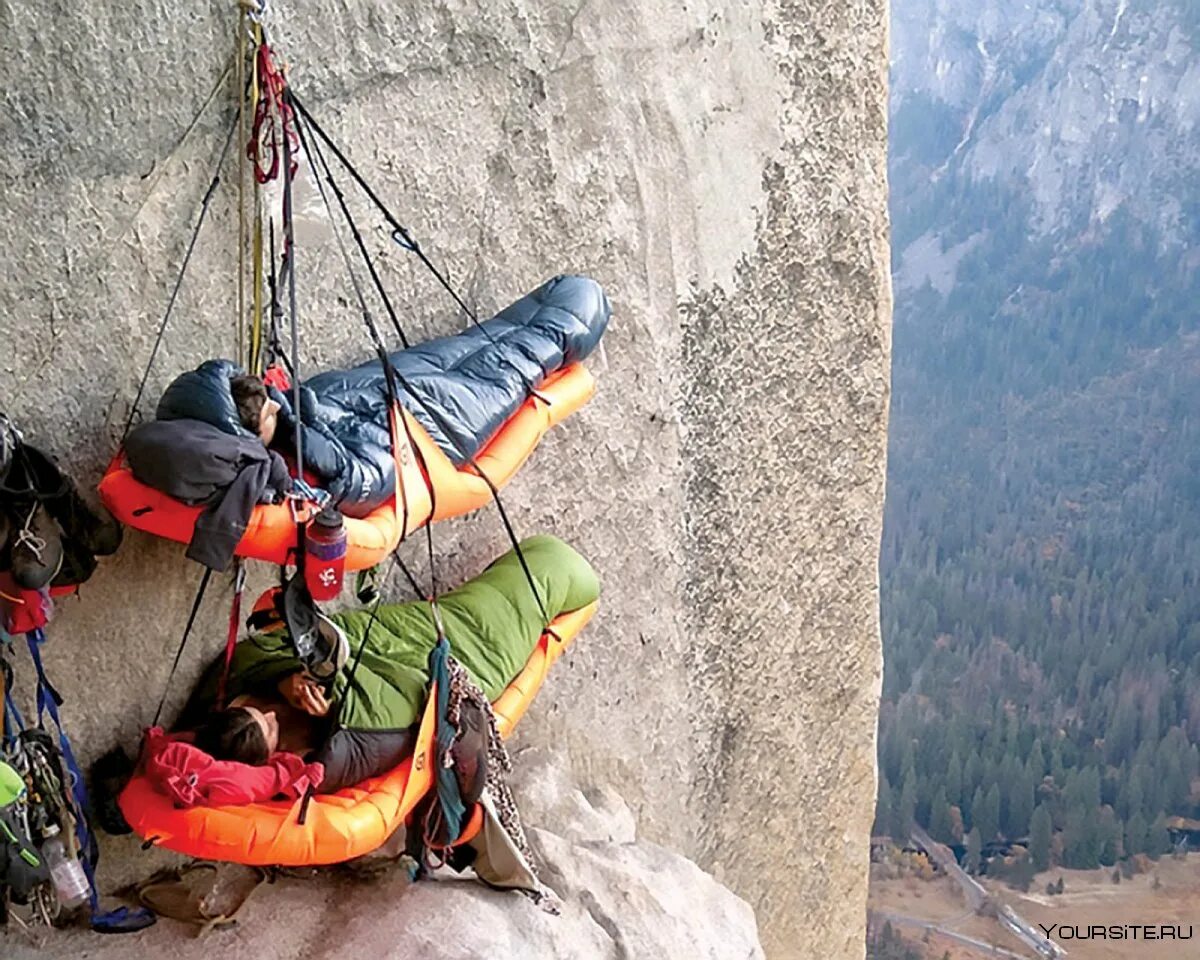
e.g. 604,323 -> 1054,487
428,632 -> 465,843
3,689 -> 25,746
23,629 -> 155,933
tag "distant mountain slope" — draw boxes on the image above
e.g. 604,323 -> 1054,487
878,0 -> 1200,872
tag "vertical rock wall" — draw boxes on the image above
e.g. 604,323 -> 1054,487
0,2 -> 889,956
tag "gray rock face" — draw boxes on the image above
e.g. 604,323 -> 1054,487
0,2 -> 889,956
893,0 -> 1199,240
3,749 -> 765,960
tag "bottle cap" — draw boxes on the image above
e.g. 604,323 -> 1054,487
314,507 -> 344,529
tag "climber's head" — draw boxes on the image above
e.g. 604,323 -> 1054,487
230,374 -> 281,446
192,706 -> 276,764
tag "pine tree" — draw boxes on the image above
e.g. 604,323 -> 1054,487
946,749 -> 963,807
1106,700 -> 1139,765
965,828 -> 982,875
1148,816 -> 1173,858
1030,804 -> 1053,872
1125,811 -> 1149,856
1027,739 -> 1046,781
963,752 -> 982,806
1119,770 -> 1144,822
895,771 -> 918,840
1098,806 -> 1121,866
975,783 -> 1001,842
875,776 -> 894,837
969,785 -> 985,836
1008,772 -> 1035,838
1050,747 -> 1066,787
930,787 -> 952,844
1064,806 -> 1099,869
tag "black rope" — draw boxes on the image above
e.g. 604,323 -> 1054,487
342,594 -> 384,700
287,92 -> 477,325
288,86 -> 549,405
151,567 -> 214,728
265,220 -> 291,374
296,784 -> 315,825
121,115 -> 239,445
280,115 -> 304,479
292,104 -> 416,543
289,106 -> 428,696
289,93 -> 549,626
391,554 -> 428,600
291,97 -> 411,350
291,109 -> 393,355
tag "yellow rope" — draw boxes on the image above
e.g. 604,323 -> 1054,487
249,18 -> 265,376
236,5 -> 247,368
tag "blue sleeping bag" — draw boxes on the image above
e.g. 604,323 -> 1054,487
156,274 -> 610,517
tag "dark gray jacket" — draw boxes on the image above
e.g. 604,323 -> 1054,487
125,419 -> 292,571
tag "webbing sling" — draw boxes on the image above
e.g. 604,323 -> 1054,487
288,90 -> 550,626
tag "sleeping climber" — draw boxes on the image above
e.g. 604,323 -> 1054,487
121,274 -> 611,572
172,535 -> 600,794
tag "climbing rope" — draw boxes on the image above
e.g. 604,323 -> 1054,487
235,4 -> 248,367
248,42 -> 296,185
120,114 -> 239,445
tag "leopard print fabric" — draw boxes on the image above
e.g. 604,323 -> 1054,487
445,655 -> 557,909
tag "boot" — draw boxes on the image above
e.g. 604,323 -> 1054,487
88,746 -> 134,836
52,539 -> 98,589
10,504 -> 64,590
16,444 -> 122,556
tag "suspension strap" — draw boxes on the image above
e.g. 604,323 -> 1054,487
290,100 -> 548,624
150,568 -> 213,729
120,115 -> 239,445
2,656 -> 25,746
236,5 -> 248,368
289,91 -> 410,349
265,220 -> 289,373
216,561 -> 246,709
292,102 -> 422,544
287,89 -> 548,402
248,19 -> 266,374
392,554 -> 428,600
287,93 -> 470,321
341,595 -> 384,701
280,86 -> 304,486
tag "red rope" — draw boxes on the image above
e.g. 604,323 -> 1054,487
249,43 -> 298,184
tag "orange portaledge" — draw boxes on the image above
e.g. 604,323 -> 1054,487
99,364 -> 594,572
117,601 -> 596,866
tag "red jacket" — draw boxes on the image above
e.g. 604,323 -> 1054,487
143,728 -> 323,807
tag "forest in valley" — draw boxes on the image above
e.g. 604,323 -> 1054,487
877,35 -> 1200,888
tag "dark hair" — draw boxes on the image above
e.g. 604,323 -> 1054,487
193,708 -> 270,765
229,375 -> 268,435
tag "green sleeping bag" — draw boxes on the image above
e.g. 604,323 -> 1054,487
184,535 -> 599,791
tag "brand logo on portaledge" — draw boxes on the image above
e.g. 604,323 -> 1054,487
1039,923 -> 1193,942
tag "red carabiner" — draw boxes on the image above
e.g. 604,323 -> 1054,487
249,43 -> 298,184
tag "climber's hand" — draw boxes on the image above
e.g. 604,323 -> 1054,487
279,673 -> 331,717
